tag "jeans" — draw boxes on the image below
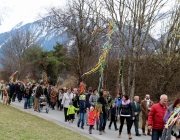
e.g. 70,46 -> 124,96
152,129 -> 162,140
24,98 -> 30,108
99,113 -> 107,131
17,92 -> 23,101
78,112 -> 86,127
51,102 -> 56,109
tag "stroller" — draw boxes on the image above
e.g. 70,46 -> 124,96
38,95 -> 49,113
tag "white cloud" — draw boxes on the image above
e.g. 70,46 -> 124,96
0,0 -> 66,33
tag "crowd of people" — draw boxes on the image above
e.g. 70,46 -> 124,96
0,81 -> 180,140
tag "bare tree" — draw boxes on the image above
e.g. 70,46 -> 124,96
94,0 -> 170,100
42,0 -> 106,84
0,29 -> 38,81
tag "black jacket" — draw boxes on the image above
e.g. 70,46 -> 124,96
97,96 -> 107,114
119,102 -> 134,117
35,86 -> 43,98
86,94 -> 91,108
24,88 -> 32,99
110,106 -> 117,116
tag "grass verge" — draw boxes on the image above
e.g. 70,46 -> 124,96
0,103 -> 90,140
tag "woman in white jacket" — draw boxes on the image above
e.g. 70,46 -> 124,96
61,87 -> 74,122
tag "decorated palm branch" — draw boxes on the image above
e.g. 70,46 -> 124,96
82,22 -> 116,94
9,71 -> 18,83
94,103 -> 102,120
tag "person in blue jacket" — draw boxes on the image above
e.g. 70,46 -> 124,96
114,93 -> 122,110
77,95 -> 88,129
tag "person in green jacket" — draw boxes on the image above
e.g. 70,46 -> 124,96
67,101 -> 79,123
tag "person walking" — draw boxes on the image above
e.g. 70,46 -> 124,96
34,82 -> 43,111
72,88 -> 79,117
17,82 -> 24,102
108,103 -> 118,131
88,106 -> 96,134
50,87 -> 57,110
23,84 -> 32,109
114,93 -> 122,111
58,88 -> 64,111
67,101 -> 79,123
8,82 -> 15,104
89,89 -> 99,129
162,98 -> 180,140
140,94 -> 154,135
61,87 -> 74,122
77,95 -> 88,129
98,89 -> 112,135
130,96 -> 141,136
148,94 -> 168,140
89,89 -> 99,107
118,95 -> 134,139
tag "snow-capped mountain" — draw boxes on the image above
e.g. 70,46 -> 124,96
0,17 -> 69,50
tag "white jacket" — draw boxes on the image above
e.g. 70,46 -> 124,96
61,92 -> 74,108
58,92 -> 64,100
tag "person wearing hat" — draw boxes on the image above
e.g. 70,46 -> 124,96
67,101 -> 79,123
77,95 -> 88,129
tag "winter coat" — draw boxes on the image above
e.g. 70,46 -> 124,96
18,85 -> 25,94
79,100 -> 88,113
24,88 -> 32,99
58,92 -> 64,100
35,85 -> 43,98
67,105 -> 79,115
89,93 -> 99,106
88,111 -> 95,125
110,106 -> 117,116
8,84 -> 15,96
72,93 -> 79,108
98,95 -> 112,115
61,92 -> 74,108
140,99 -> 154,117
114,97 -> 122,108
148,103 -> 168,130
50,90 -> 57,103
119,100 -> 134,117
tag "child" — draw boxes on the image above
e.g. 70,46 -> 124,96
108,103 -> 118,130
77,95 -> 88,129
88,106 -> 95,134
67,101 -> 79,123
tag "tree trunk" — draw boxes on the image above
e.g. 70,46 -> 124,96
130,63 -> 136,101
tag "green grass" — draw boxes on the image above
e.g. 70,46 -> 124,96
0,103 -> 90,140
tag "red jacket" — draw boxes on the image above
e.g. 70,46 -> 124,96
88,111 -> 95,125
148,102 -> 168,130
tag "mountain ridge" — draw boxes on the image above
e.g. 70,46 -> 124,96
0,17 -> 69,50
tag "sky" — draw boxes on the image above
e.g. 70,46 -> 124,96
0,0 -> 177,38
0,0 -> 66,33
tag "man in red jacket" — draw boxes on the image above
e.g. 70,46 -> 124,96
148,94 -> 168,140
